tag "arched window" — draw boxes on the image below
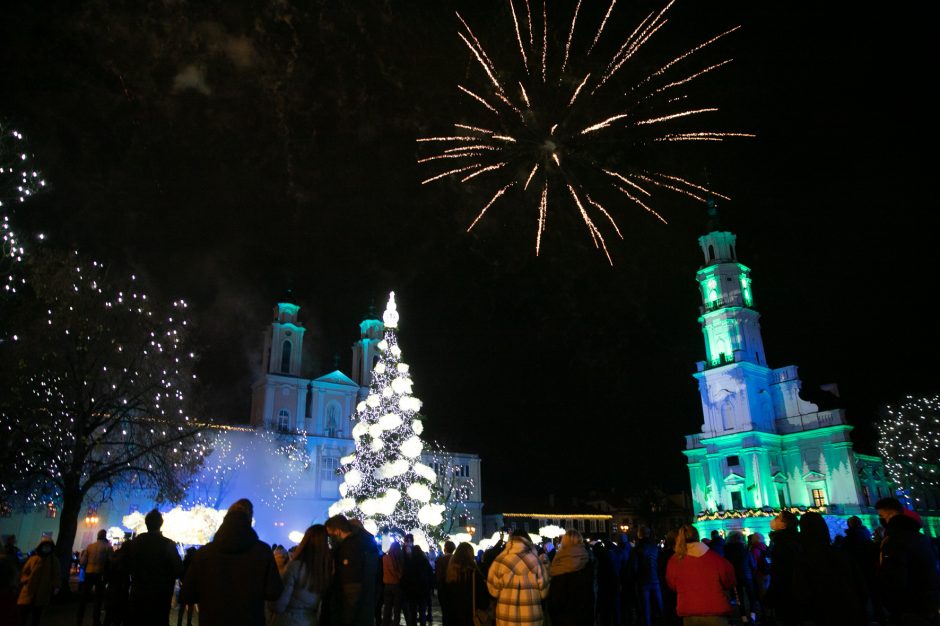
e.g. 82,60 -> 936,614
281,340 -> 292,373
325,403 -> 339,437
278,409 -> 290,432
708,245 -> 715,261
721,401 -> 735,430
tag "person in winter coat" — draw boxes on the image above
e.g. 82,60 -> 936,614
324,514 -> 380,626
743,533 -> 768,622
486,529 -> 549,626
76,528 -> 112,626
123,509 -> 184,626
794,512 -> 865,624
180,498 -> 284,626
382,542 -> 405,626
876,497 -> 940,623
593,541 -> 619,626
435,541 -> 456,626
547,529 -> 593,626
721,532 -> 747,620
839,516 -> 879,623
658,530 -> 680,626
401,541 -> 433,626
17,538 -> 61,626
764,510 -> 801,625
272,524 -> 333,626
444,543 -> 489,626
630,527 -> 663,626
665,525 -> 735,625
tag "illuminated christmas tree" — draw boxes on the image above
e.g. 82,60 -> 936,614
877,393 -> 940,509
328,292 -> 445,545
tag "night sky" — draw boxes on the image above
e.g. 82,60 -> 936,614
2,1 -> 937,509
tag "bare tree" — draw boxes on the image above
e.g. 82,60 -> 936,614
0,249 -> 208,586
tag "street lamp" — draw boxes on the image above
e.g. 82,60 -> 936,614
84,509 -> 99,527
465,525 -> 476,537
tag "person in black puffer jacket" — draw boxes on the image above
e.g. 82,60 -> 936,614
548,529 -> 594,626
180,499 -> 283,626
876,497 -> 940,624
629,526 -> 663,626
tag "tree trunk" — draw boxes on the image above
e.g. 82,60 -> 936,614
54,488 -> 83,599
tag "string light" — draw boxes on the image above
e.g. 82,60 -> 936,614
1,124 -> 47,297
877,394 -> 940,508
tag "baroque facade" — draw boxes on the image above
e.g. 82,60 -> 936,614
1,297 -> 483,551
684,224 -> 925,537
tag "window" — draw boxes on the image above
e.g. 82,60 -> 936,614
320,457 -> 339,482
777,488 -> 788,507
325,404 -> 339,437
45,503 -> 57,519
812,488 -> 827,507
281,340 -> 292,373
730,491 -> 743,510
727,455 -> 740,467
576,519 -> 585,531
862,485 -> 871,507
278,410 -> 290,432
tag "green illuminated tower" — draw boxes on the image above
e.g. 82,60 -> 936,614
683,216 -> 900,537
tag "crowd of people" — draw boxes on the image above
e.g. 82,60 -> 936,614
2,495 -> 939,626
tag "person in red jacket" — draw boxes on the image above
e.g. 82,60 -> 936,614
665,525 -> 736,626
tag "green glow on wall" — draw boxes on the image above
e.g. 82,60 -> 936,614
703,276 -> 718,303
740,274 -> 752,307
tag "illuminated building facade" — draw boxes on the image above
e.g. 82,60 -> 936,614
684,225 -> 914,537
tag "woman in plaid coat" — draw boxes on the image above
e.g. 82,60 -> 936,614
486,531 -> 549,626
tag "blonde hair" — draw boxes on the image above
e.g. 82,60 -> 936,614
674,525 -> 699,560
560,529 -> 583,549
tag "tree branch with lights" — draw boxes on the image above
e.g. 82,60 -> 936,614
0,249 -> 209,584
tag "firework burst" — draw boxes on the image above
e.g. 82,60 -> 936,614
419,0 -> 752,263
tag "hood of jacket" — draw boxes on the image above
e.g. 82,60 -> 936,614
212,511 -> 260,554
684,541 -> 709,558
886,512 -> 922,535
550,543 -> 589,576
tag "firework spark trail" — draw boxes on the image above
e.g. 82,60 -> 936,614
568,73 -> 591,107
468,183 -> 514,231
587,194 -> 623,239
541,0 -> 548,83
603,169 -> 652,196
635,173 -> 706,203
525,0 -> 534,47
657,173 -> 731,201
458,85 -> 499,114
417,153 -> 486,163
614,185 -> 668,223
417,136 -> 479,143
655,131 -> 755,142
421,164 -> 483,185
509,0 -> 530,74
444,145 -> 499,153
654,59 -> 733,94
581,113 -> 630,135
536,182 -> 547,254
636,108 -> 718,125
560,0 -> 582,77
456,13 -> 500,83
589,0 -> 617,55
454,124 -> 497,134
461,162 -> 507,183
597,17 -> 669,90
524,164 -> 540,190
639,26 -> 742,89
458,33 -> 508,100
492,135 -> 517,143
519,82 -> 532,107
567,184 -> 612,265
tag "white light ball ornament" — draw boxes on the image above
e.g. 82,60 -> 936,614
374,362 -> 386,375
418,504 -> 445,526
357,401 -> 367,413
399,396 -> 422,413
397,363 -> 409,373
344,469 -> 363,488
352,422 -> 368,441
366,395 -> 381,408
400,436 -> 423,458
379,413 -> 403,430
391,345 -> 402,357
391,377 -> 413,395
369,424 -> 384,438
383,291 -> 400,328
413,462 -> 436,482
407,482 -> 432,503
412,419 -> 424,435
378,340 -> 388,352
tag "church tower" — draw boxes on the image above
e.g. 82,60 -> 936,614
250,292 -> 309,430
350,304 -> 384,396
